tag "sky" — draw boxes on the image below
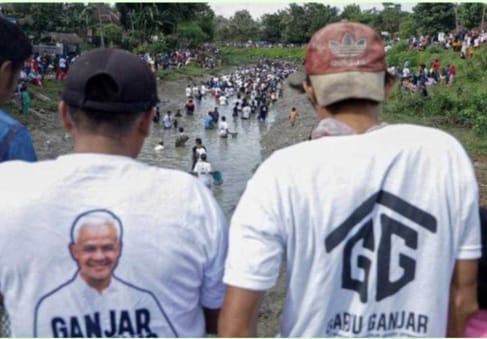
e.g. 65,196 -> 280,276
210,2 -> 416,19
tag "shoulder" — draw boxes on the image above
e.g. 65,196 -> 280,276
0,109 -> 22,129
0,160 -> 54,194
383,124 -> 467,152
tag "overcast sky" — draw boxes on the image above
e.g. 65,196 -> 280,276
210,2 -> 416,19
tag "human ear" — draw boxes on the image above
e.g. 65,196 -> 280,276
384,73 -> 396,99
0,60 -> 15,103
138,108 -> 155,137
58,101 -> 74,132
303,81 -> 317,104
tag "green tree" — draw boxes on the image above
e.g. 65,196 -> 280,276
340,4 -> 363,22
116,3 -> 214,45
214,15 -> 232,42
303,3 -> 339,37
281,4 -> 308,43
176,22 -> 207,48
340,4 -> 376,26
101,23 -> 123,47
372,3 -> 404,34
193,5 -> 215,42
412,3 -> 456,36
399,15 -> 416,38
457,3 -> 485,29
228,10 -> 259,42
260,13 -> 284,43
3,3 -> 65,38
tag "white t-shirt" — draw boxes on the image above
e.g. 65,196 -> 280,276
224,124 -> 480,337
0,153 -> 228,337
193,160 -> 213,188
162,114 -> 172,128
242,106 -> 251,119
219,121 -> 229,137
195,147 -> 207,160
185,87 -> 192,98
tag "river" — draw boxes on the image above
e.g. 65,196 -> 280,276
140,94 -> 278,219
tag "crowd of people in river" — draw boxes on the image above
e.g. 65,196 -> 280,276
151,59 -> 297,187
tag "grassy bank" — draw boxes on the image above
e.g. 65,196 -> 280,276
220,46 -> 304,65
156,64 -> 227,81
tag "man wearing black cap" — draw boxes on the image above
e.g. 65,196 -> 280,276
0,17 -> 37,162
0,48 -> 228,337
220,22 -> 479,337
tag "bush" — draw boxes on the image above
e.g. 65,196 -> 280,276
425,44 -> 443,54
220,47 -> 304,65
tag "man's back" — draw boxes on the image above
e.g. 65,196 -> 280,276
0,154 -> 227,337
225,124 -> 480,337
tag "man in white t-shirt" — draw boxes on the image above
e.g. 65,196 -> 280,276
219,22 -> 480,337
185,84 -> 192,98
241,104 -> 251,119
218,116 -> 229,138
0,48 -> 228,338
192,153 -> 213,188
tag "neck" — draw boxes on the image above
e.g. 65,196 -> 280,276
316,105 -> 381,134
84,278 -> 110,294
72,134 -> 140,158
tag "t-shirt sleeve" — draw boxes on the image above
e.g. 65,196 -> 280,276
450,139 -> 481,260
187,181 -> 229,309
224,155 -> 285,291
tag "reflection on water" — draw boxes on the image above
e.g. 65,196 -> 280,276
139,95 -> 277,219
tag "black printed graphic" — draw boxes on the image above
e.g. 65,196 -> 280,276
325,190 -> 437,303
33,209 -> 178,337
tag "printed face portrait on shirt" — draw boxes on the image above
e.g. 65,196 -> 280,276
69,216 -> 121,292
34,209 -> 177,337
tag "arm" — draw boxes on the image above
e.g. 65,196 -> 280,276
218,286 -> 265,337
447,259 -> 478,337
204,307 -> 220,335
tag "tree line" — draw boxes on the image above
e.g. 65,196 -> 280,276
0,3 -> 485,51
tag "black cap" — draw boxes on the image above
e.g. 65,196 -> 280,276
62,48 -> 159,113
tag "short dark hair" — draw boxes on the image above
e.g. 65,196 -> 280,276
311,72 -> 395,114
0,17 -> 32,72
67,74 -> 144,136
325,98 -> 380,115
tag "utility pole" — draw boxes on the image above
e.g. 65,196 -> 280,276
97,4 -> 105,48
455,3 -> 459,32
482,3 -> 486,32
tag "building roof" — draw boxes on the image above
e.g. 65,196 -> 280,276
43,32 -> 83,44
